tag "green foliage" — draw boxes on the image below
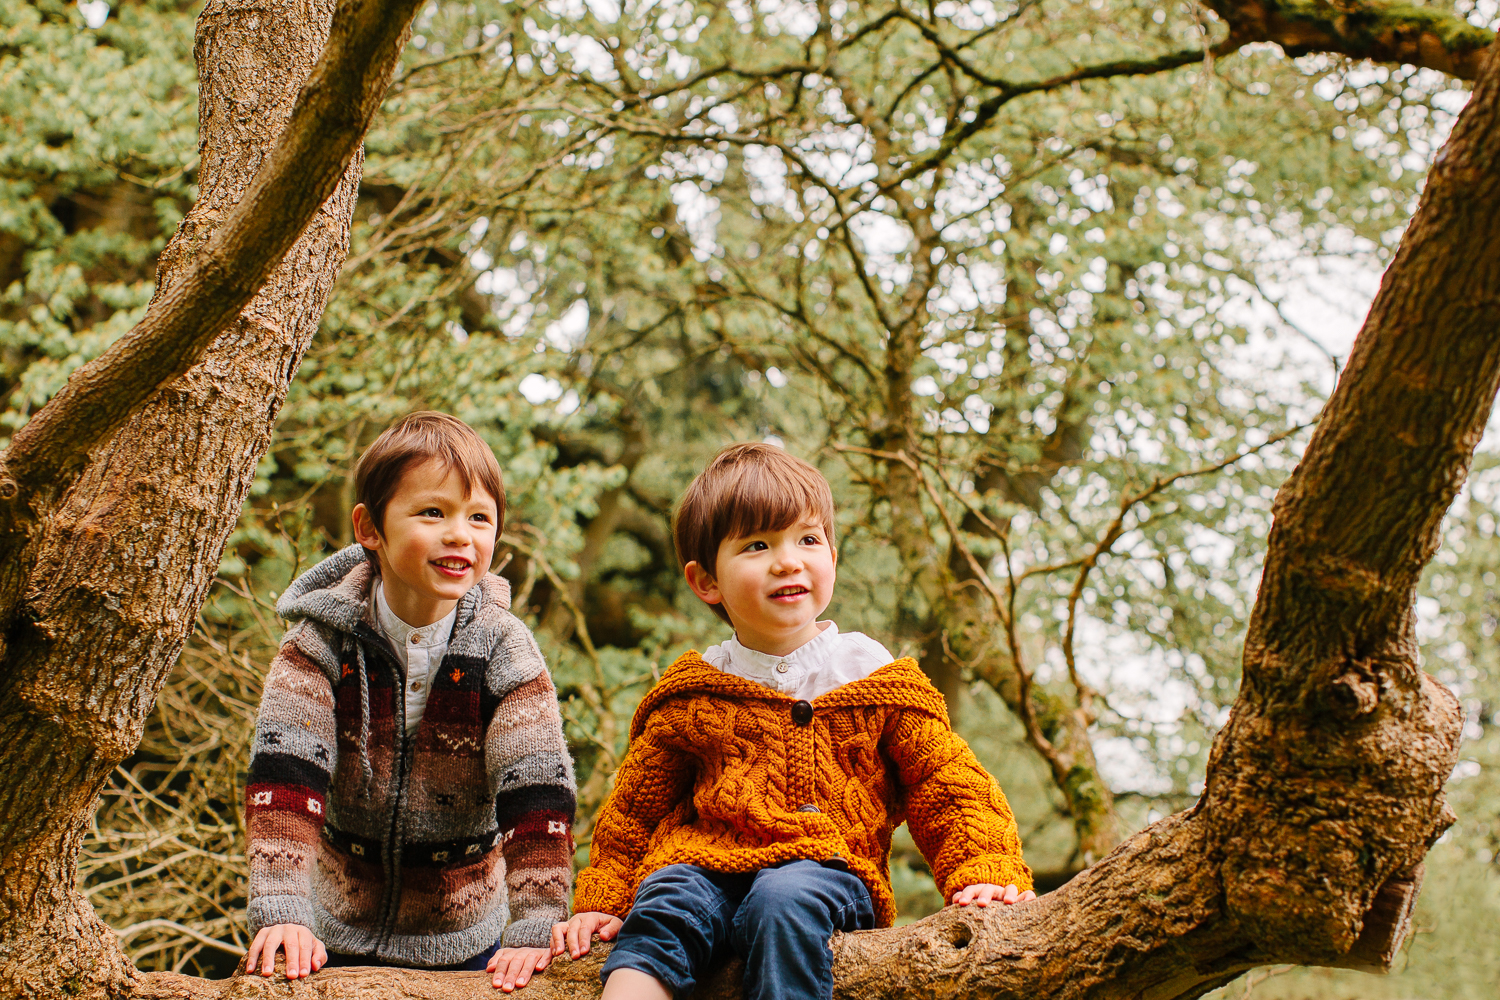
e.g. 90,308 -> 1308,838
4,0 -> 1499,989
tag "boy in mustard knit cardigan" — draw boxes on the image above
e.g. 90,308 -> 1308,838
553,443 -> 1034,1000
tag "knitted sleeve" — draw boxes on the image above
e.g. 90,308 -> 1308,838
487,618 -> 577,949
572,708 -> 695,918
886,710 -> 1033,898
245,621 -> 340,934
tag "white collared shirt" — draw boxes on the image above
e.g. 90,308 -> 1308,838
373,583 -> 458,733
703,621 -> 895,701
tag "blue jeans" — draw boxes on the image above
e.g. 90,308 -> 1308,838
601,860 -> 875,1000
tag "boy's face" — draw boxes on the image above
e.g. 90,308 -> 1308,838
684,514 -> 836,657
351,458 -> 499,626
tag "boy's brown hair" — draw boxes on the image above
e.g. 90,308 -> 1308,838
354,412 -> 506,559
672,443 -> 836,624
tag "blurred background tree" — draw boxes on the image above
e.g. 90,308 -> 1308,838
4,0 -> 1496,993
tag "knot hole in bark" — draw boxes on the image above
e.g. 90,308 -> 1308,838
946,921 -> 974,949
1327,670 -> 1379,719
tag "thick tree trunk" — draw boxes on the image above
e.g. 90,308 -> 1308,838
0,0 -> 421,996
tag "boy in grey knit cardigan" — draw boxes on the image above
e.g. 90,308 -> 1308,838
244,413 -> 575,991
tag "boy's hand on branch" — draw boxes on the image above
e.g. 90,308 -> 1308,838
245,923 -> 327,978
488,946 -> 552,991
552,911 -> 624,959
950,883 -> 1037,907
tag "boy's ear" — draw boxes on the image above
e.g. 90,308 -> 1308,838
683,561 -> 722,606
351,503 -> 383,551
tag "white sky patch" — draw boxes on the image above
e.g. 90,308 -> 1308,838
518,373 -> 564,403
78,0 -> 109,27
850,212 -> 913,286
544,299 -> 591,350
669,181 -> 723,261
560,33 -> 618,81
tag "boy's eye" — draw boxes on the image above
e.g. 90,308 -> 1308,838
420,507 -> 443,518
470,512 -> 492,523
743,540 -> 768,552
800,534 -> 822,545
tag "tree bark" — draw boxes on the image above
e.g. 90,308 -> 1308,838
1206,0 -> 1495,81
0,0 -> 421,996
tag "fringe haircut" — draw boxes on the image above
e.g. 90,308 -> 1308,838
673,442 -> 836,624
354,411 -> 506,549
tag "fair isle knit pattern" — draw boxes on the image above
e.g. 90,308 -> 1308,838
246,545 -> 576,965
574,652 -> 1031,927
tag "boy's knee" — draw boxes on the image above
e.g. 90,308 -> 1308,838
739,862 -> 859,931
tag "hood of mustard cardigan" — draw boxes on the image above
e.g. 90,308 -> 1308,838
629,651 -> 949,739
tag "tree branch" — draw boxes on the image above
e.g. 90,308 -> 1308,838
0,0 -> 425,500
1204,0 -> 1496,80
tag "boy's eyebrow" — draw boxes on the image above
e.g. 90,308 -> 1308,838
401,493 -> 494,509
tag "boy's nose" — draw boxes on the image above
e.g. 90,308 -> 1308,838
769,547 -> 802,571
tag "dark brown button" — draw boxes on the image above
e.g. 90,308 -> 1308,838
797,804 -> 820,813
791,700 -> 813,726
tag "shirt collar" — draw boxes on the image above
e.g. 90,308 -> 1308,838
373,581 -> 456,648
720,620 -> 839,679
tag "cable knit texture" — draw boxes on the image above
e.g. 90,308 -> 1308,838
245,545 -> 576,965
574,652 -> 1031,926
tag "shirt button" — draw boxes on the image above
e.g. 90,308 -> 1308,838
410,633 -> 423,644
791,700 -> 813,726
410,680 -> 423,692
775,661 -> 790,674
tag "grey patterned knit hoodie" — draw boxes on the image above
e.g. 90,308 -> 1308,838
245,545 -> 576,964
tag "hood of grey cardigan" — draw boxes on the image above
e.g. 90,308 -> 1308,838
275,543 -> 512,639
272,543 -> 519,791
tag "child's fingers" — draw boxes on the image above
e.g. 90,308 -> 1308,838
1002,884 -> 1019,904
245,928 -> 266,973
534,950 -> 551,972
313,939 -> 327,972
515,951 -> 543,987
296,928 -> 313,977
598,916 -> 622,941
284,933 -> 303,979
566,921 -> 584,958
492,952 -> 518,991
259,928 -> 283,977
550,922 -> 567,956
1019,889 -> 1037,902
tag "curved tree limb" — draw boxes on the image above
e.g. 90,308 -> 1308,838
0,0 -> 425,501
1204,0 -> 1496,80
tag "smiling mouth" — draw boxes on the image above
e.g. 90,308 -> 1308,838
769,585 -> 809,599
432,557 -> 472,575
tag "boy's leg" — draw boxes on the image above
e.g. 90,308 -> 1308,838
601,864 -> 742,999
730,860 -> 875,1000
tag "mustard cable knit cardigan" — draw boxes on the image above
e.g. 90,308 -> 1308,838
574,653 -> 1032,926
